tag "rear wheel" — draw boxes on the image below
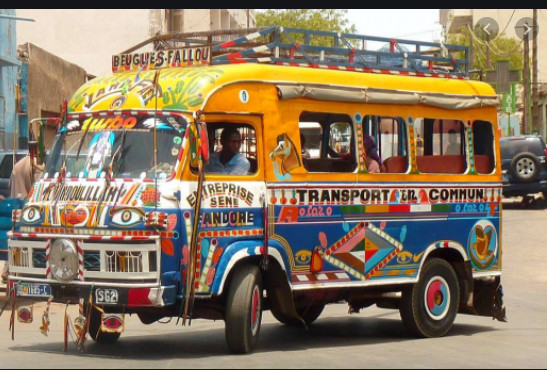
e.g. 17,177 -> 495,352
510,152 -> 540,183
399,258 -> 460,338
88,306 -> 121,343
225,264 -> 263,354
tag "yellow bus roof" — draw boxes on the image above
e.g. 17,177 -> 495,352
68,63 -> 497,113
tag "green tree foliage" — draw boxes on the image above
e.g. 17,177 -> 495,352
447,25 -> 523,80
256,9 -> 357,46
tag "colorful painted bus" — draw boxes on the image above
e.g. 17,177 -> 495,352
7,27 -> 505,353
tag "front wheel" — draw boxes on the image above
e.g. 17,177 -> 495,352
399,258 -> 460,338
225,264 -> 263,354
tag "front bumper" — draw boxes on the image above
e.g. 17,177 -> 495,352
10,279 -> 177,307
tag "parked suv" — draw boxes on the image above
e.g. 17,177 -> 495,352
500,136 -> 547,200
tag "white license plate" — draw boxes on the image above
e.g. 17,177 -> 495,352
95,288 -> 119,304
16,283 -> 51,298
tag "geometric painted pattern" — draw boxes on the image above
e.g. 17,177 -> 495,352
319,222 -> 403,281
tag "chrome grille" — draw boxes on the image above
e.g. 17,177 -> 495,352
8,238 -> 160,283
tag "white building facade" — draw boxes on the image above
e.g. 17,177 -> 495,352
17,9 -> 256,77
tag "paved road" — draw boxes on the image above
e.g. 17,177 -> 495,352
1,200 -> 546,368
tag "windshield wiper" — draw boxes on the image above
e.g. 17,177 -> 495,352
75,121 -> 92,161
107,127 -> 126,176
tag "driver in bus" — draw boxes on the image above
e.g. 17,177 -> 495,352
205,127 -> 250,175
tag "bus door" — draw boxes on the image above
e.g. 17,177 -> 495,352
185,115 -> 266,297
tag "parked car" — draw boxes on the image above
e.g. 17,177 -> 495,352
500,136 -> 547,201
0,150 -> 28,199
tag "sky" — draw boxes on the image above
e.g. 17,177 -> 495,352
346,9 -> 442,46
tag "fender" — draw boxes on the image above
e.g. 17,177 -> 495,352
210,239 -> 290,296
419,240 -> 468,271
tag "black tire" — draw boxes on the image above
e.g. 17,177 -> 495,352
399,258 -> 460,338
225,265 -> 263,354
88,306 -> 121,344
272,304 -> 325,326
510,152 -> 540,183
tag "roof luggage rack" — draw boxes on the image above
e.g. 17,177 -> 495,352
121,26 -> 469,79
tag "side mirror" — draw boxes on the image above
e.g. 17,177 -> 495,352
29,119 -> 47,166
189,121 -> 209,169
199,122 -> 209,164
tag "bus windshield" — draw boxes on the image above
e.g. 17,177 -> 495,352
45,114 -> 188,180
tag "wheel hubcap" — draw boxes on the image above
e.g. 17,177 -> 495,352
250,285 -> 261,336
424,276 -> 450,320
516,158 -> 535,178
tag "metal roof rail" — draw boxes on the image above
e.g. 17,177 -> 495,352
121,26 -> 469,79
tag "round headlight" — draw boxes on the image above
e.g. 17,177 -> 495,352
49,239 -> 79,282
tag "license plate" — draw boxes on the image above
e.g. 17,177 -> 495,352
16,283 -> 51,298
95,288 -> 119,304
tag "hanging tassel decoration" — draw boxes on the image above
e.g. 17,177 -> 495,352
63,303 -> 69,352
9,288 -> 16,340
39,295 -> 53,336
77,287 -> 93,351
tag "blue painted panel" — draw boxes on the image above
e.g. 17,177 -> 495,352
0,9 -> 20,149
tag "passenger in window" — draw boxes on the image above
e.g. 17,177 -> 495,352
363,135 -> 384,173
445,129 -> 460,155
416,134 -> 424,156
205,127 -> 250,175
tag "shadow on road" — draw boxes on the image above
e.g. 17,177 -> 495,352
9,315 -> 496,358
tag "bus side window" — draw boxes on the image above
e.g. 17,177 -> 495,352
363,115 -> 409,173
299,112 -> 356,173
473,120 -> 495,174
414,118 -> 467,174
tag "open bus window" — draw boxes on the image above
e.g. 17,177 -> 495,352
362,115 -> 408,173
203,123 -> 257,175
473,120 -> 495,174
299,122 -> 322,160
414,118 -> 467,174
299,112 -> 356,173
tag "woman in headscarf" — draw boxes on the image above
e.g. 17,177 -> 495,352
363,135 -> 383,173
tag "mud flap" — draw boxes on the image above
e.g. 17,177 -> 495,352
263,263 -> 306,327
471,276 -> 507,322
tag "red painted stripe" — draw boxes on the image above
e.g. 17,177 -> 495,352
220,40 -> 236,49
389,205 -> 411,212
227,52 -> 243,60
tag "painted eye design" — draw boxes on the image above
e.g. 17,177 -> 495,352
22,206 -> 41,224
110,209 -> 143,228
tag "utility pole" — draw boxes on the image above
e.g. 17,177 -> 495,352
486,33 -> 491,69
532,9 -> 540,137
523,29 -> 530,134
